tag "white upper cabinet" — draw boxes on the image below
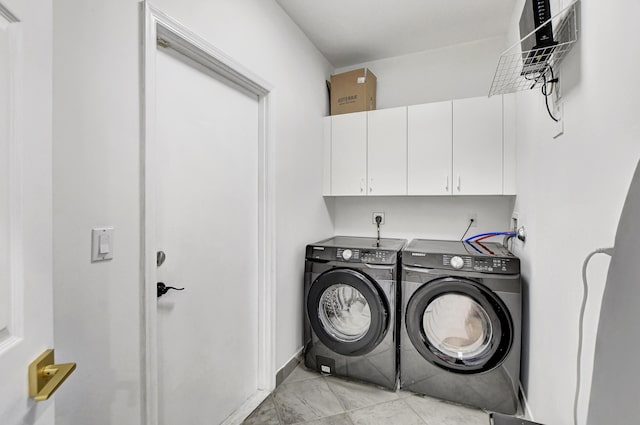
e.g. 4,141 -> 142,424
323,95 -> 515,197
367,107 -> 407,195
453,96 -> 503,195
408,101 -> 453,195
331,111 -> 367,196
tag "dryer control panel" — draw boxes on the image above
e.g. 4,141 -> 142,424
471,257 -> 516,273
404,240 -> 520,275
402,240 -> 520,275
406,252 -> 519,274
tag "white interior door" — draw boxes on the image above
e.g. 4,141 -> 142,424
155,47 -> 260,425
0,2 -> 60,424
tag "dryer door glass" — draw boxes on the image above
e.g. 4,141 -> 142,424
423,294 -> 493,360
404,276 -> 513,373
319,284 -> 371,342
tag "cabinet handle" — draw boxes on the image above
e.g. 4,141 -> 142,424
445,176 -> 449,192
457,176 -> 461,192
360,179 -> 364,193
369,178 -> 373,193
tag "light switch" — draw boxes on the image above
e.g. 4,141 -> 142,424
92,227 -> 114,262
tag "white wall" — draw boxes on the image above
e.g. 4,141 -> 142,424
334,196 -> 514,241
52,0 -> 333,423
52,1 -> 144,423
335,36 -> 507,109
509,0 -> 640,424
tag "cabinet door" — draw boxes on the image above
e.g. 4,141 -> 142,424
408,101 -> 453,195
331,112 -> 367,196
453,96 -> 503,195
322,116 -> 331,196
367,107 -> 407,195
503,94 -> 517,195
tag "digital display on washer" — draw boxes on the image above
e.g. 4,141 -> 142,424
360,250 -> 390,263
473,258 -> 514,273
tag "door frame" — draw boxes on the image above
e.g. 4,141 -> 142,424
0,2 -> 23,355
141,3 -> 276,424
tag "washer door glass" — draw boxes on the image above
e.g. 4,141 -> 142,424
307,268 -> 389,357
423,294 -> 492,360
319,284 -> 371,342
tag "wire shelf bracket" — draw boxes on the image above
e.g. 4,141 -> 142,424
489,1 -> 579,97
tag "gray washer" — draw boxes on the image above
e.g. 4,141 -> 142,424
400,239 -> 522,414
304,236 -> 406,390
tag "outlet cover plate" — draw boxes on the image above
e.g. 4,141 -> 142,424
372,212 -> 385,225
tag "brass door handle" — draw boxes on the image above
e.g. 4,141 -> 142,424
29,349 -> 77,402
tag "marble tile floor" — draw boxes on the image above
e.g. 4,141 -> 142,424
242,364 -> 490,425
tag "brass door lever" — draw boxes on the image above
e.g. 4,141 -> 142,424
28,349 -> 77,402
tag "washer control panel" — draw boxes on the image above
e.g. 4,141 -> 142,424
335,248 -> 392,264
305,245 -> 397,265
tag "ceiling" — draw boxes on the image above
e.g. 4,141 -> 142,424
275,0 -> 517,68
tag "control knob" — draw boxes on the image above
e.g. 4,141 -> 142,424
342,249 -> 353,261
451,256 -> 465,269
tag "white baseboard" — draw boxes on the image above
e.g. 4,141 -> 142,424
276,347 -> 304,386
220,389 -> 270,425
283,347 -> 303,367
519,383 -> 534,421
221,348 -> 305,424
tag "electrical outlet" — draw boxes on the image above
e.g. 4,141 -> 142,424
372,212 -> 385,225
467,213 -> 478,227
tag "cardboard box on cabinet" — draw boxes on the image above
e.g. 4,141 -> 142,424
329,68 -> 377,115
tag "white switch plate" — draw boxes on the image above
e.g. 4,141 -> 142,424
91,227 -> 114,262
